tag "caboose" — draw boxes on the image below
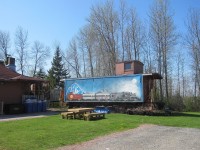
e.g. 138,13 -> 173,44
64,61 -> 162,110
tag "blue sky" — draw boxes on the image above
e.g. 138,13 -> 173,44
0,0 -> 98,50
1,0 -> 200,71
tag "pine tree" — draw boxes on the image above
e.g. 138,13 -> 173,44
35,68 -> 46,79
47,69 -> 56,89
48,46 -> 70,89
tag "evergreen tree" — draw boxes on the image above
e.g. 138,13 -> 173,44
47,69 -> 56,89
48,46 -> 70,89
35,68 -> 46,79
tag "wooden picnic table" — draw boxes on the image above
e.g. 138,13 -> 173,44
66,108 -> 94,119
68,108 -> 94,113
83,112 -> 105,121
61,108 -> 106,120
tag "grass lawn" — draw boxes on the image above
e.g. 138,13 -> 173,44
0,112 -> 200,150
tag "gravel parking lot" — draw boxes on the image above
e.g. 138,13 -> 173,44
57,124 -> 200,150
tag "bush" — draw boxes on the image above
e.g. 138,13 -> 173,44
167,94 -> 185,111
154,102 -> 165,110
183,97 -> 200,112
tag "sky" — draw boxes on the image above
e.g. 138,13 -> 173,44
1,0 -> 200,72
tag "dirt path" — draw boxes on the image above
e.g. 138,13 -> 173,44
56,124 -> 200,150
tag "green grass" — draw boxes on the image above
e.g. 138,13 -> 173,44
0,112 -> 200,150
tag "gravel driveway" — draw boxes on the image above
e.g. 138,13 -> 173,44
57,124 -> 200,150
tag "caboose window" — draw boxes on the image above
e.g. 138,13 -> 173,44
124,62 -> 131,70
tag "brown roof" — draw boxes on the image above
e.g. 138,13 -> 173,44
11,75 -> 45,82
0,64 -> 45,82
0,64 -> 20,79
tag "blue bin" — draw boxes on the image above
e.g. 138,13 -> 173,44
32,100 -> 38,112
42,100 -> 47,112
93,106 -> 110,114
37,101 -> 43,112
25,100 -> 33,113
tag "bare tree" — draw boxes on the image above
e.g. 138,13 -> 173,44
77,32 -> 87,78
0,31 -> 10,62
67,38 -> 81,78
142,34 -> 155,73
79,25 -> 96,77
128,8 -> 145,60
64,0 -> 147,78
175,51 -> 181,95
88,0 -> 119,75
173,50 -> 186,97
31,41 -> 50,77
186,8 -> 200,96
15,27 -> 29,75
149,0 -> 178,101
118,0 -> 128,61
180,53 -> 185,97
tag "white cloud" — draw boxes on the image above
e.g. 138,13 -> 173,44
110,79 -> 140,97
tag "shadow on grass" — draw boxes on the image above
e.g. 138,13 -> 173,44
148,112 -> 200,117
171,112 -> 200,118
127,111 -> 200,117
87,118 -> 108,121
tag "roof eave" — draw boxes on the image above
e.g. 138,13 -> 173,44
143,73 -> 163,79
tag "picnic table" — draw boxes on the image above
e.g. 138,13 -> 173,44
68,108 -> 94,113
83,112 -> 105,121
61,108 -> 94,119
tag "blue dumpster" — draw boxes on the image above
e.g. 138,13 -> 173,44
32,99 -> 37,112
42,100 -> 47,112
25,99 -> 33,113
37,100 -> 43,112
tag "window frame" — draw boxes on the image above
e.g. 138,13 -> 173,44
124,62 -> 132,70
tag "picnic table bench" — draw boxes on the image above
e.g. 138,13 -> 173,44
83,112 -> 105,121
61,112 -> 74,119
61,108 -> 94,120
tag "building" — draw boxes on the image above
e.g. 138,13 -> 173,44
0,57 -> 46,114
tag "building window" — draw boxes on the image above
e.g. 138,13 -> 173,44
124,62 -> 131,70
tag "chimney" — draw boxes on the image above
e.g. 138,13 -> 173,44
6,57 -> 16,72
115,60 -> 143,75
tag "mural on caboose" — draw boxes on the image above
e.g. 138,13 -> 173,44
64,74 -> 143,102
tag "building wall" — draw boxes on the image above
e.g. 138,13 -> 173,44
0,81 -> 27,104
115,63 -> 124,75
116,61 -> 144,75
124,69 -> 135,75
133,61 -> 143,74
143,76 -> 154,103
